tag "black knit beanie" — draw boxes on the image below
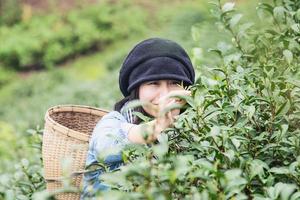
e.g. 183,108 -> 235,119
119,38 -> 195,97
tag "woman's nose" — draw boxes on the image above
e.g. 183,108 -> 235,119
158,84 -> 169,98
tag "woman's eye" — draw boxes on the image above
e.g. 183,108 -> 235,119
170,81 -> 180,85
148,81 -> 158,85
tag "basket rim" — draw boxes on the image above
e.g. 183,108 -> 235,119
45,104 -> 109,142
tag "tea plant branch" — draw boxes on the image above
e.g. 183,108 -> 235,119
216,0 -> 246,54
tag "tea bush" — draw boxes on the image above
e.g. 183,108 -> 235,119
1,0 -> 299,199
0,126 -> 45,200
0,0 -> 21,26
0,65 -> 15,88
92,0 -> 300,199
0,0 -> 147,70
0,0 -> 213,131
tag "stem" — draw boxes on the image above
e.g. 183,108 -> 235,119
217,0 -> 245,54
225,70 -> 233,103
22,164 -> 37,192
228,27 -> 246,54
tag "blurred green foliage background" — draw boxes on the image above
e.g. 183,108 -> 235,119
0,0 -> 265,198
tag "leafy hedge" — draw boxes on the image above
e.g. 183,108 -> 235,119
92,0 -> 300,199
0,126 -> 45,199
1,0 -> 299,199
0,0 -> 147,70
0,0 -> 21,26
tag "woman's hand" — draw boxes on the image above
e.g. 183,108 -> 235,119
126,89 -> 191,144
152,89 -> 191,139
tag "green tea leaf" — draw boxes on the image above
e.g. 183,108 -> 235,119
230,14 -> 243,29
291,24 -> 300,33
283,49 -> 293,64
296,9 -> 300,20
222,2 -> 235,13
269,167 -> 290,175
209,126 -> 220,137
274,6 -> 285,20
275,100 -> 290,117
191,26 -> 201,41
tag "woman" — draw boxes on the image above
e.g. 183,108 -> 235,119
81,38 -> 195,199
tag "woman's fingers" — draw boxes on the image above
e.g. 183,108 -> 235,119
164,90 -> 191,99
167,111 -> 174,124
159,90 -> 191,105
158,99 -> 175,117
159,90 -> 190,113
155,90 -> 191,130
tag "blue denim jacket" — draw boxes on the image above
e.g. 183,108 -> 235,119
81,110 -> 132,199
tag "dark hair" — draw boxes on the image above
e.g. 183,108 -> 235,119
114,89 -> 152,124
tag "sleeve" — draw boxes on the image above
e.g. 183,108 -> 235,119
89,111 -> 132,166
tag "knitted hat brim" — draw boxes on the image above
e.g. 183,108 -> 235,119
127,57 -> 193,93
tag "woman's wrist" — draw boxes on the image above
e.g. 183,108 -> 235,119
126,120 -> 165,144
152,119 -> 164,136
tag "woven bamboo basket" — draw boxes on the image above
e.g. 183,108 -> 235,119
42,105 -> 108,200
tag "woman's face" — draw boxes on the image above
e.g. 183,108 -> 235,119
138,79 -> 184,117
